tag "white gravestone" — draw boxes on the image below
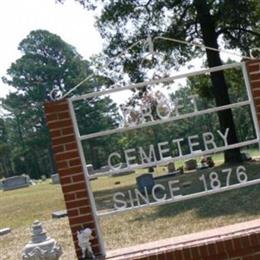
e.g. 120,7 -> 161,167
22,220 -> 62,260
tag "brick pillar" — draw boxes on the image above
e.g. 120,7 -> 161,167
246,59 -> 260,122
44,99 -> 104,259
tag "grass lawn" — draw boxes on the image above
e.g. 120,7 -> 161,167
0,149 -> 260,259
0,182 -> 76,260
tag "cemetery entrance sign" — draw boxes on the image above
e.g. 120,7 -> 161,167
68,62 -> 260,247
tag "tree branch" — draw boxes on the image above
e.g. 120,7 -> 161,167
217,27 -> 260,37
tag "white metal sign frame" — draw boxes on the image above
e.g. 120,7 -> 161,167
68,62 -> 260,254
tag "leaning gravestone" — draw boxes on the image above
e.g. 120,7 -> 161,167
136,173 -> 155,194
2,175 -> 30,191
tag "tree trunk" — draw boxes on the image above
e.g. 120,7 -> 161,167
194,0 -> 241,163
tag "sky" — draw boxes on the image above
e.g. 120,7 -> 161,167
0,0 -> 243,101
0,0 -> 102,98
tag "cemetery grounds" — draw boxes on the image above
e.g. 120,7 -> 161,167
1,150 -> 260,259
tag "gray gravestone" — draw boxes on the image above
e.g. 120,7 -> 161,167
2,175 -> 30,191
51,174 -> 60,184
52,210 -> 67,219
0,228 -> 11,236
86,164 -> 94,175
184,159 -> 197,170
136,174 -> 155,194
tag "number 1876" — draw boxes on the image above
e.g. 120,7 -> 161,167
199,166 -> 247,191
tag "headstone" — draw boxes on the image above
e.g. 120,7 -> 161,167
86,164 -> 94,175
136,174 -> 155,194
2,175 -> 30,191
241,152 -> 252,161
92,165 -> 110,175
184,159 -> 197,170
0,228 -> 11,236
51,174 -> 60,184
52,210 -> 67,219
41,175 -> 47,181
200,155 -> 215,167
0,180 -> 3,190
167,162 -> 175,173
22,220 -> 62,260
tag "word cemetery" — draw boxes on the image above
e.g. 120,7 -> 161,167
67,62 -> 260,214
108,128 -> 229,170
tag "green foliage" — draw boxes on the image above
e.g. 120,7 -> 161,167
1,30 -> 120,178
59,0 -> 260,76
58,0 -> 260,163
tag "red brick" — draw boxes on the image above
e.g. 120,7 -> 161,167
79,206 -> 91,215
203,254 -> 228,260
91,238 -> 99,246
65,142 -> 78,151
240,235 -> 251,249
207,242 -> 217,256
250,74 -> 260,81
164,252 -> 174,260
58,111 -> 70,119
48,119 -> 72,130
249,233 -> 259,247
198,244 -> 209,257
224,239 -> 235,252
247,63 -> 260,72
67,209 -> 79,218
70,226 -> 81,235
55,151 -> 79,161
233,236 -> 243,250
66,198 -> 89,209
69,215 -> 94,225
92,244 -> 101,255
75,249 -> 81,259
190,246 -> 200,259
44,100 -> 68,114
62,182 -> 86,193
82,222 -> 95,230
76,190 -> 88,199
50,129 -> 62,138
172,249 -> 183,260
251,81 -> 260,89
52,145 -> 64,154
182,247 -> 192,259
52,135 -> 75,146
252,89 -> 260,97
69,159 -> 82,167
60,176 -> 72,185
157,253 -> 166,260
46,113 -> 58,122
256,232 -> 260,244
64,193 -> 75,201
62,127 -> 74,135
71,174 -> 85,182
56,161 -> 68,170
254,99 -> 260,107
59,165 -> 82,175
